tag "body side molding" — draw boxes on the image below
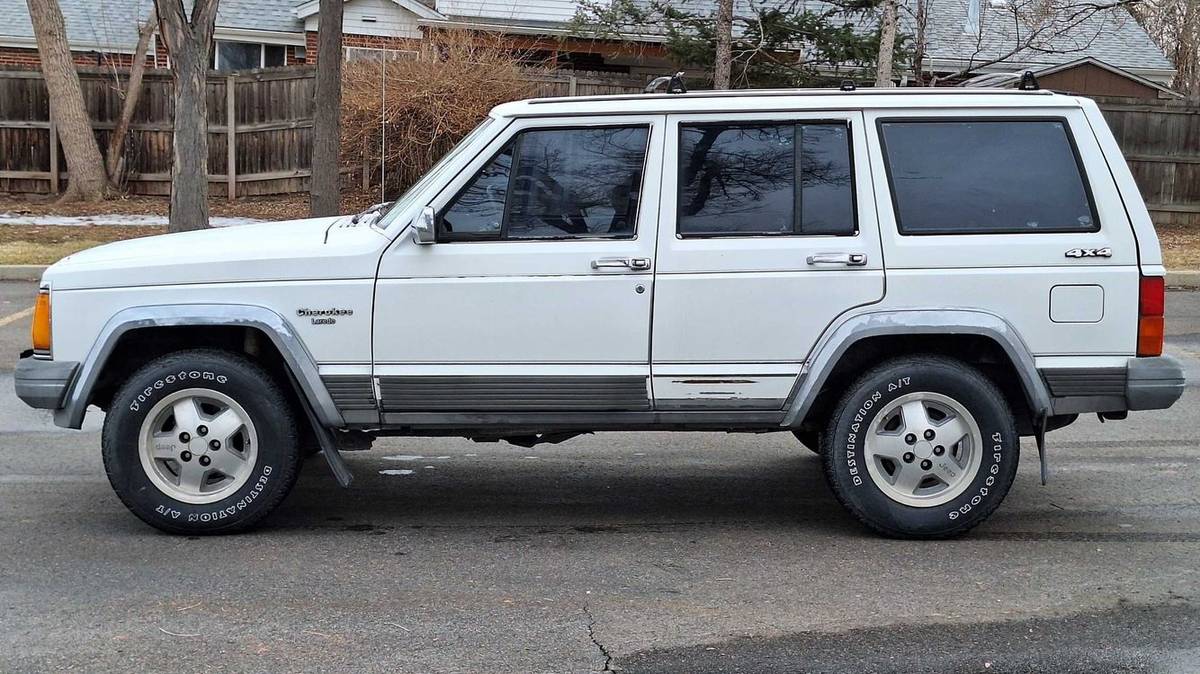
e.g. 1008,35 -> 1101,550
780,309 -> 1052,428
54,304 -> 344,430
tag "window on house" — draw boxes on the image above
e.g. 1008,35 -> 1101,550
213,41 -> 287,71
677,122 -> 856,237
343,47 -> 415,62
440,126 -> 651,241
878,119 -> 1099,235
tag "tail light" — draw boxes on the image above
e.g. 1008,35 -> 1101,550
31,288 -> 52,356
1137,275 -> 1164,357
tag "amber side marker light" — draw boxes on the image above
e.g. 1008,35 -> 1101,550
31,288 -> 51,355
1137,275 -> 1165,357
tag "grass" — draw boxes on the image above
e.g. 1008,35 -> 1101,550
0,225 -> 164,265
1157,225 -> 1200,271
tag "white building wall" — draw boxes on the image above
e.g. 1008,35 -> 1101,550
303,0 -> 423,39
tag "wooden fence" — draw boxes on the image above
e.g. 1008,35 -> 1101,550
1096,96 -> 1200,227
0,65 -> 316,198
0,65 -> 645,199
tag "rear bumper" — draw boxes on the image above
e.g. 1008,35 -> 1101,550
1044,355 -> 1185,415
14,354 -> 78,410
1126,355 -> 1186,411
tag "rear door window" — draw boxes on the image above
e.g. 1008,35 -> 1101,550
878,119 -> 1098,235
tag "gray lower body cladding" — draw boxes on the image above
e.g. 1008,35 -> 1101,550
377,376 -> 651,412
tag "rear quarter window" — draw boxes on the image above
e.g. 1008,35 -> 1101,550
878,119 -> 1099,235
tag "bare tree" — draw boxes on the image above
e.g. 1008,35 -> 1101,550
26,0 -> 111,201
714,0 -> 734,89
1133,0 -> 1200,98
105,6 -> 157,183
310,0 -> 344,216
155,0 -> 220,232
875,0 -> 899,86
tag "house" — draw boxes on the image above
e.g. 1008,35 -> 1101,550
0,0 -> 663,75
963,57 -> 1184,100
0,0 -> 1176,92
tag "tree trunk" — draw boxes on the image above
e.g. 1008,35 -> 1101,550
26,0 -> 110,201
1183,0 -> 1200,101
713,0 -> 733,89
310,0 -> 344,217
106,6 -> 157,183
875,0 -> 898,87
155,0 -> 220,233
911,0 -> 928,86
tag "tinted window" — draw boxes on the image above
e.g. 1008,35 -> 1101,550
879,120 -> 1097,234
677,122 -> 855,237
441,126 -> 649,241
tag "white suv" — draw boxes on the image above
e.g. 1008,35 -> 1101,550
15,87 -> 1185,538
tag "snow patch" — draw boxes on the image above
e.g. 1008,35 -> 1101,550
0,213 -> 262,228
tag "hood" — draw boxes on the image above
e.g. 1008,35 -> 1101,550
44,216 -> 391,291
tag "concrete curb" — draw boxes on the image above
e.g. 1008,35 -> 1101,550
0,265 -> 47,282
1167,270 -> 1200,289
2,263 -> 1199,287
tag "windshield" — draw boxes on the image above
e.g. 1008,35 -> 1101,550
373,117 -> 497,232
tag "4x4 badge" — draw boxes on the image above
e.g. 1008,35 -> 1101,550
1065,247 -> 1112,258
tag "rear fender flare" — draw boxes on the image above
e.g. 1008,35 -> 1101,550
781,309 -> 1051,428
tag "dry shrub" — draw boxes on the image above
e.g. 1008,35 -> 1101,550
341,31 -> 545,196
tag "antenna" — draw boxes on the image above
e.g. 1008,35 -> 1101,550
380,56 -> 386,203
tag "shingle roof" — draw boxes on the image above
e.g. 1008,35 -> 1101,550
625,0 -> 1174,75
918,0 -> 1173,73
0,0 -> 304,51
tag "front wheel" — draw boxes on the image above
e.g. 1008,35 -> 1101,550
821,356 -> 1019,539
102,349 -> 302,534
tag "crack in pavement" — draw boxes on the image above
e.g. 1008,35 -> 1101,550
583,602 -> 615,672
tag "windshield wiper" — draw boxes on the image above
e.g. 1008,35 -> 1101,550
350,201 -> 393,224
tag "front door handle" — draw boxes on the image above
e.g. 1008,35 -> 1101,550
806,252 -> 868,267
592,257 -> 652,271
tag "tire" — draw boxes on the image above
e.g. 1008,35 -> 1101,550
102,349 -> 302,535
821,356 -> 1019,539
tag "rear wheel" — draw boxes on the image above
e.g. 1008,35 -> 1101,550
102,349 -> 302,534
821,356 -> 1019,539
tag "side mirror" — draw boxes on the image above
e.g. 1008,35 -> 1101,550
412,206 -> 436,245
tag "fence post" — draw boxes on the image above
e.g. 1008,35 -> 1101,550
48,98 -> 59,195
568,75 -> 577,96
226,74 -> 236,201
361,137 -> 370,192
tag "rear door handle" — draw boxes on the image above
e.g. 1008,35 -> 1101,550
591,257 -> 651,271
806,252 -> 867,267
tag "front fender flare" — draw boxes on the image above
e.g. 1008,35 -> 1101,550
54,304 -> 344,430
780,309 -> 1052,429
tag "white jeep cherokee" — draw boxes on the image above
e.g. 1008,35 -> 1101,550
15,87 -> 1186,538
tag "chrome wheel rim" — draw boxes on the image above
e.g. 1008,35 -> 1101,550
863,391 -> 982,508
137,388 -> 258,505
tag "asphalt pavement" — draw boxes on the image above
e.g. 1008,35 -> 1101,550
1,280 -> 1199,673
